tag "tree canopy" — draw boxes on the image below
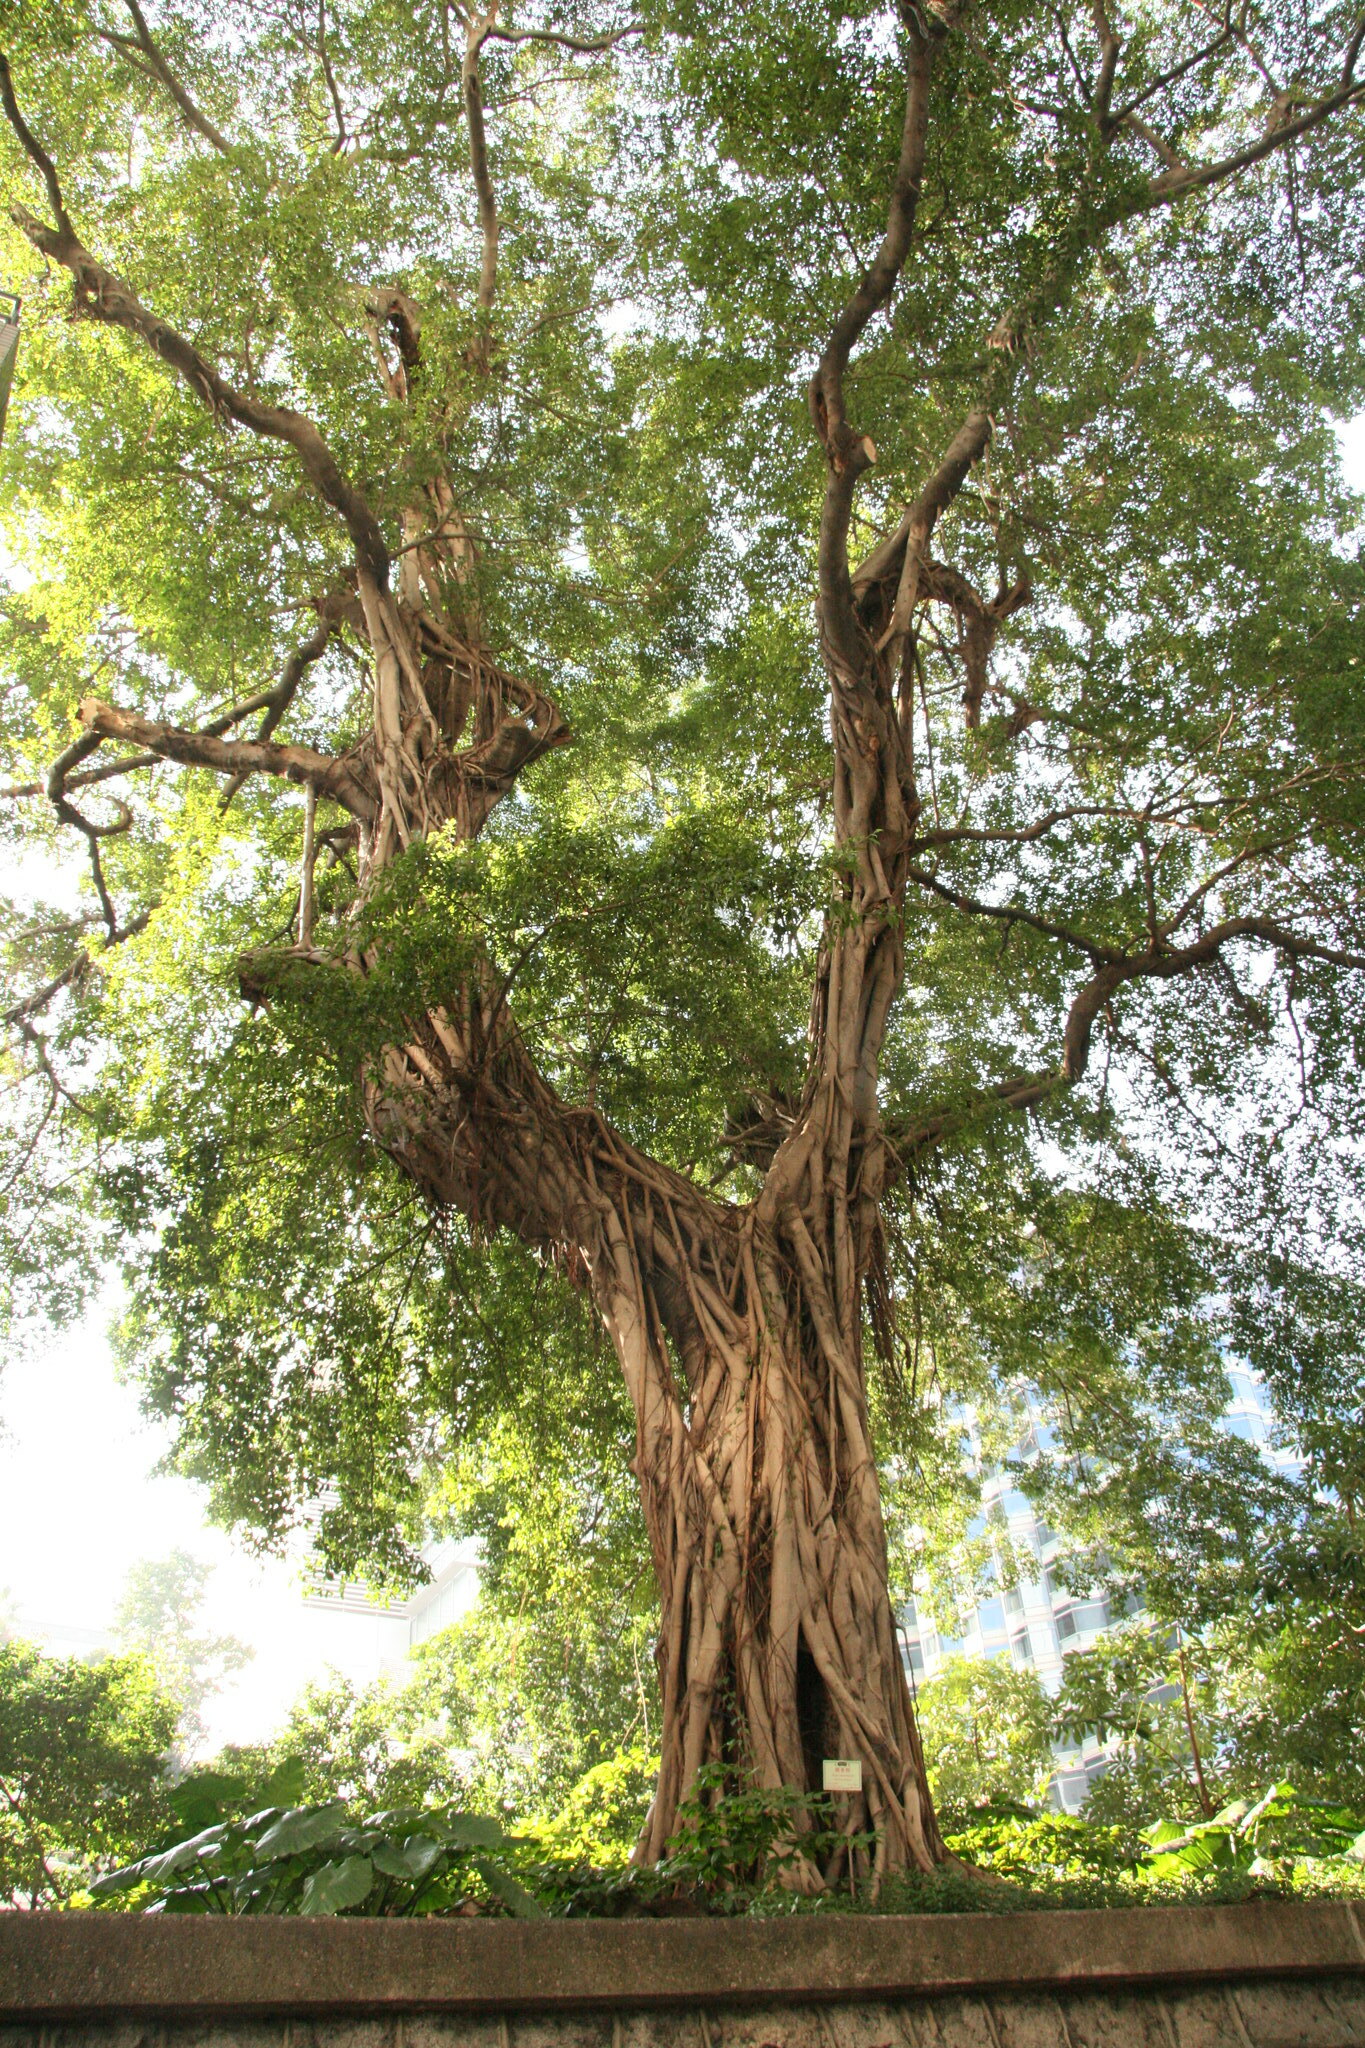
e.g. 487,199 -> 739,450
1,0 -> 1363,1864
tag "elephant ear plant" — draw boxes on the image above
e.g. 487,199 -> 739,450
1144,1784 -> 1365,1883
91,1798 -> 544,1918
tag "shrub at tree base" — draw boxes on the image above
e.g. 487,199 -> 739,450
85,1771 -> 1365,1919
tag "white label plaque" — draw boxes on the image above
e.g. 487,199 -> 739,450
822,1757 -> 862,1792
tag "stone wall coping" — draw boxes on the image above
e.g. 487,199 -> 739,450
2,1899 -> 1365,2017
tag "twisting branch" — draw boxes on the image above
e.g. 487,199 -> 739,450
1055,918 -> 1365,1084
0,57 -> 390,589
809,2 -> 953,673
463,9 -> 500,312
220,602 -> 342,809
852,412 -> 994,608
886,914 -> 1365,1185
74,698 -> 373,813
46,733 -> 133,938
0,669 -> 338,803
97,0 -> 235,157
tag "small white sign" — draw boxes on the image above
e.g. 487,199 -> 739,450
822,1757 -> 862,1793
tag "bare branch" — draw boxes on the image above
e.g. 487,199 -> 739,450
3,910 -> 151,1031
852,412 -> 994,605
1157,837 -> 1297,937
905,860 -> 1122,964
484,21 -> 640,54
886,1067 -> 1061,1165
75,697 -> 373,813
1147,73 -> 1365,203
316,0 -> 350,151
99,0 -> 235,157
1108,23 -> 1234,125
1057,917 -> 1365,1083
298,780 -> 317,945
0,50 -> 73,234
1123,111 -> 1189,171
809,5 -> 950,669
46,732 -> 133,938
1091,0 -> 1122,124
220,604 -> 340,809
464,12 -> 499,312
1054,8 -> 1093,101
0,680 -> 307,802
1343,12 -> 1365,86
887,910 -> 1365,1184
7,202 -> 390,584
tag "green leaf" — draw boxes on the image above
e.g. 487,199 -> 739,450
473,1856 -> 545,1919
168,1771 -> 250,1833
371,1836 -> 445,1883
298,1855 -> 375,1916
261,1758 -> 310,1808
139,1824 -> 230,1884
438,1814 -> 507,1850
252,1802 -> 349,1861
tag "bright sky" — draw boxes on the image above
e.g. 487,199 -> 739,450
2,416 -> 1364,1759
0,1292 -> 422,1749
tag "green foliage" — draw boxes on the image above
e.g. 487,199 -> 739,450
215,1577 -> 653,1829
87,1762 -> 1365,1918
1,0 -> 1364,1840
0,1636 -> 178,1907
91,1793 -> 543,1918
913,1657 -> 1056,1819
1051,1608 -> 1365,1830
655,1764 -> 868,1895
944,1808 -> 1141,1885
1143,1783 -> 1365,1879
531,1745 -> 658,1867
114,1550 -> 253,1755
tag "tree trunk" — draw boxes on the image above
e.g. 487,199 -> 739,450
325,262 -> 947,1871
360,894 -> 945,1879
620,1223 -> 946,1878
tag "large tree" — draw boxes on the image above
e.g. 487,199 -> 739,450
2,0 -> 1364,1882
0,1637 -> 176,1907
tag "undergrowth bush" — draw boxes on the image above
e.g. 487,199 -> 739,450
80,1757 -> 1365,1918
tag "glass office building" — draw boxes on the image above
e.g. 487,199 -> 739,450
896,1368 -> 1297,1811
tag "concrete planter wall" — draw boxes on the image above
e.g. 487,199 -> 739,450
3,1900 -> 1365,2047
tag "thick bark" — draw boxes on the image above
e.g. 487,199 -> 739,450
360,981 -> 945,1877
